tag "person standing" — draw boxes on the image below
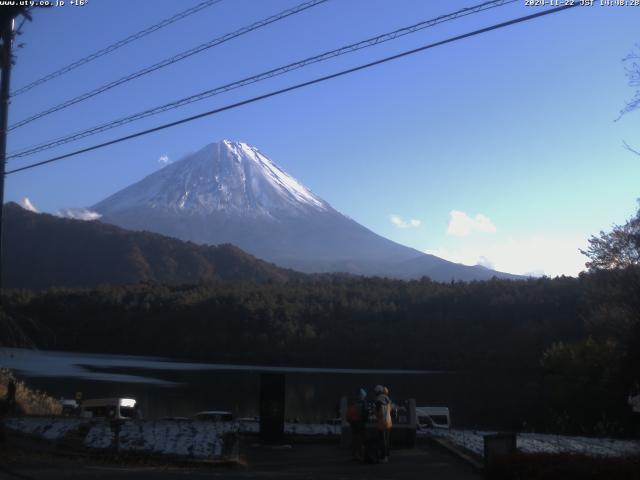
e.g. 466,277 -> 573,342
374,384 -> 392,463
347,388 -> 368,461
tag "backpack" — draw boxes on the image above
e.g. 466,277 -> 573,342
347,401 -> 363,423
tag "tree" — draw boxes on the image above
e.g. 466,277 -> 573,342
573,202 -> 640,435
541,338 -> 626,434
620,45 -> 640,155
581,201 -> 640,270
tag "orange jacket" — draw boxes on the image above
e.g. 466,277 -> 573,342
375,394 -> 392,430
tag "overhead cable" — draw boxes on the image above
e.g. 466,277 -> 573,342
8,0 -> 329,130
11,0 -> 225,97
5,4 -> 578,176
9,0 -> 516,159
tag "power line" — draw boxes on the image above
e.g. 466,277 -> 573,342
5,4 -> 578,176
8,0 -> 517,160
11,0 -> 224,97
8,0 -> 329,131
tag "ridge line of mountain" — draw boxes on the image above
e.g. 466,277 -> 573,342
88,139 -> 522,281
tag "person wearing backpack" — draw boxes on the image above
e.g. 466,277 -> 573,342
347,388 -> 368,461
374,384 -> 392,463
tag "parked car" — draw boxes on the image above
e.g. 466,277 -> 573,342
237,416 -> 259,423
194,411 -> 233,422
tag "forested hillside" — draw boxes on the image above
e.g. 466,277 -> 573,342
3,267 -> 638,435
1,203 -> 301,289
2,202 -> 638,435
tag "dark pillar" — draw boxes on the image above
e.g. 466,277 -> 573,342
484,432 -> 517,477
259,373 -> 285,443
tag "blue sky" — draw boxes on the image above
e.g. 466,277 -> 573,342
5,0 -> 640,276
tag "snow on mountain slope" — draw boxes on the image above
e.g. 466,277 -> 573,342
94,140 -> 327,218
93,140 -> 519,281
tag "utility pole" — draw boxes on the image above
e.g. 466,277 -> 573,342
0,10 -> 14,447
0,12 -> 15,293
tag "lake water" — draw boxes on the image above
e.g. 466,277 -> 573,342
0,347 -> 521,427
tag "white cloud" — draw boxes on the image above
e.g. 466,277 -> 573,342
158,154 -> 171,166
426,234 -> 588,277
55,208 -> 102,221
19,197 -> 38,213
476,256 -> 494,270
390,215 -> 421,229
447,210 -> 496,237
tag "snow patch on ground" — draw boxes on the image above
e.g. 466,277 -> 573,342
116,420 -> 223,458
284,422 -> 341,436
10,417 -> 636,460
420,428 -> 640,458
84,421 -> 114,449
518,432 -> 640,457
6,417 -> 340,459
5,416 -> 86,440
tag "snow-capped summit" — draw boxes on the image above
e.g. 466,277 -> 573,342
19,197 -> 39,213
93,140 -> 520,280
95,140 -> 327,218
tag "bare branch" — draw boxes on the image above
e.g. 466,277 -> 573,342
619,45 -> 640,119
623,140 -> 640,156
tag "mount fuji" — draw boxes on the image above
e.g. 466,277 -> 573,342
93,140 -> 518,281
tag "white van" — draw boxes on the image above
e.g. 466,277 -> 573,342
59,398 -> 79,416
81,398 -> 139,420
416,406 -> 451,429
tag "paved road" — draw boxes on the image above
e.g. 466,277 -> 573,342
0,441 -> 478,480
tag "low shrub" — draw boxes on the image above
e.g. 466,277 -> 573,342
0,369 -> 61,416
